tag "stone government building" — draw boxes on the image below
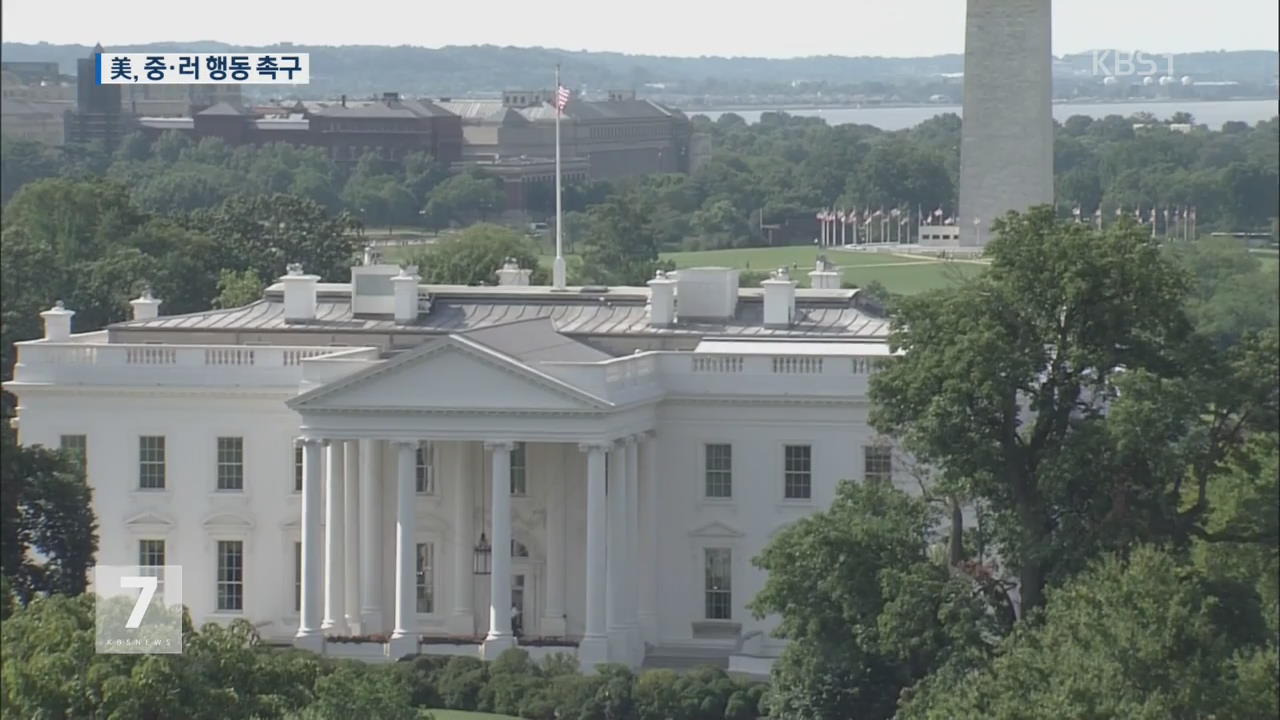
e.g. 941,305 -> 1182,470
6,259 -> 897,674
126,86 -> 706,214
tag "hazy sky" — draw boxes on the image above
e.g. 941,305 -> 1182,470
2,0 -> 1276,58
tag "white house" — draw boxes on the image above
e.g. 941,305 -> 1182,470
5,260 -> 902,671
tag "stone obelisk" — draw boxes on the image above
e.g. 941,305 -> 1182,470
957,0 -> 1054,246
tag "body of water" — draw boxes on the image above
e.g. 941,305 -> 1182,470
693,98 -> 1279,130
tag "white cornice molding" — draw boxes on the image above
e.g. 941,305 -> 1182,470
3,384 -> 296,401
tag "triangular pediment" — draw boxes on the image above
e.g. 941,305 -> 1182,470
289,336 -> 610,413
125,511 -> 174,529
689,521 -> 745,538
203,513 -> 253,530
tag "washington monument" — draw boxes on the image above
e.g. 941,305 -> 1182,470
957,0 -> 1054,246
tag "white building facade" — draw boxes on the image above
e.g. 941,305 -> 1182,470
6,262 -> 898,671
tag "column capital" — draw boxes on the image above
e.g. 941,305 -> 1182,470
484,440 -> 516,452
298,436 -> 325,448
578,441 -> 611,454
621,435 -> 639,447
390,439 -> 419,450
640,429 -> 657,441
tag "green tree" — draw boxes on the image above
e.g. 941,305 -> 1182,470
0,428 -> 98,605
579,191 -> 672,285
750,480 -> 996,720
869,208 -> 1277,614
0,135 -> 61,201
423,168 -> 504,228
187,193 -> 360,284
214,269 -> 267,309
899,545 -> 1277,720
1167,235 -> 1280,349
405,223 -> 547,286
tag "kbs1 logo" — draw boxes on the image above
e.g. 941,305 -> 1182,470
1091,50 -> 1175,78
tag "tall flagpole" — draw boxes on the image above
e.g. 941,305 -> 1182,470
552,64 -> 566,290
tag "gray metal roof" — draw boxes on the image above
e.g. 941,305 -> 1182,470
110,285 -> 889,340
461,317 -> 612,363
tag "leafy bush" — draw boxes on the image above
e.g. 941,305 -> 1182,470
436,655 -> 487,710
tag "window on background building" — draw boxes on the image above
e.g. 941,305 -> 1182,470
60,434 -> 87,471
705,443 -> 732,498
510,442 -> 527,496
293,441 -> 303,493
293,541 -> 301,613
704,548 -> 732,620
138,539 -> 165,595
217,540 -> 243,611
864,445 -> 893,484
416,443 -> 434,494
139,436 -> 166,489
217,437 -> 244,491
415,542 -> 434,613
783,444 -> 811,499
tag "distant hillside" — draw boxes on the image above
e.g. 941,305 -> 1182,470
2,42 -> 1274,104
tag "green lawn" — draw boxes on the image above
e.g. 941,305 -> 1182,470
421,711 -> 520,720
658,245 -> 935,270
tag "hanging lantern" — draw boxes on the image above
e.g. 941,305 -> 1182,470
473,532 -> 492,575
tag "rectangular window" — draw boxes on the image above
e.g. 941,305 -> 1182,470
294,541 -> 302,613
139,539 -> 165,596
415,443 -> 434,494
415,542 -> 434,613
60,434 -> 87,471
704,443 -> 732,498
217,540 -> 243,611
783,445 -> 812,500
864,445 -> 893,484
217,437 -> 244,491
294,441 -> 303,493
705,548 -> 732,620
139,436 -> 166,489
510,442 -> 527,496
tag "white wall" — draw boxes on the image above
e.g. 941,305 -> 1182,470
15,388 -> 899,653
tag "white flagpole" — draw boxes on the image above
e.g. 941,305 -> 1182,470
552,64 -> 566,290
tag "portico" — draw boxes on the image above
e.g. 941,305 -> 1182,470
287,330 -> 658,669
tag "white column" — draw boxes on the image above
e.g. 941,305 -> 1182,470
359,439 -> 384,633
322,440 -> 348,634
578,443 -> 609,670
342,440 -> 360,633
637,432 -> 659,643
539,445 -> 567,637
606,440 -> 629,662
624,435 -> 641,664
295,438 -> 324,649
390,441 -> 418,656
483,440 -> 516,658
449,441 -> 476,635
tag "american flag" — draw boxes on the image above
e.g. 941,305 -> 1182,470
556,85 -> 571,111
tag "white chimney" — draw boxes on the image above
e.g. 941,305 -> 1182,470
41,301 -> 74,341
496,257 -> 532,286
808,256 -> 841,290
647,270 -> 677,327
130,287 -> 162,320
675,267 -> 739,319
392,265 -> 421,324
762,267 -> 797,328
280,263 -> 320,322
